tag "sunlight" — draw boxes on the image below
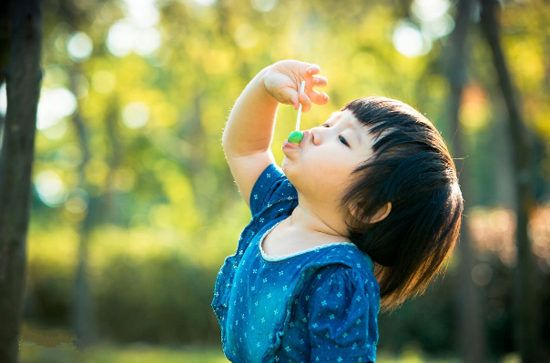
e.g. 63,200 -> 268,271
252,0 -> 278,12
411,0 -> 451,22
234,23 -> 259,49
106,20 -> 135,57
106,19 -> 161,57
34,171 -> 66,207
0,83 -> 6,116
123,0 -> 159,27
133,27 -> 161,56
41,119 -> 68,140
421,14 -> 455,40
392,21 -> 431,58
190,0 -> 217,6
37,87 -> 77,130
67,31 -> 93,62
122,102 -> 150,129
65,189 -> 89,214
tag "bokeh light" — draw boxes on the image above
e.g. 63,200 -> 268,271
64,188 -> 89,214
252,0 -> 278,12
123,0 -> 159,27
67,31 -> 93,61
0,83 -> 6,116
37,87 -> 77,130
122,102 -> 150,129
392,20 -> 432,57
411,0 -> 451,22
234,23 -> 259,49
34,170 -> 67,207
421,14 -> 455,40
106,20 -> 135,57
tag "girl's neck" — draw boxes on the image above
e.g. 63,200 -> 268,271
287,203 -> 349,241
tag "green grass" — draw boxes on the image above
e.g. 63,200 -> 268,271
20,342 -> 230,363
18,341 -> 471,363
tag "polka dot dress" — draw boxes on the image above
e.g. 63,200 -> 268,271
212,164 -> 380,363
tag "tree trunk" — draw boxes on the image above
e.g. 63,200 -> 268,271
103,98 -> 122,224
68,65 -> 98,348
446,0 -> 486,362
0,0 -> 42,362
479,0 -> 540,361
0,0 -> 9,86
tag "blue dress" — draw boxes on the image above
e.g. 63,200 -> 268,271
212,164 -> 380,363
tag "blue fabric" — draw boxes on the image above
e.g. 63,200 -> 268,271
212,164 -> 380,363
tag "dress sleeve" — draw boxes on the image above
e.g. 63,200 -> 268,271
249,163 -> 297,217
306,265 -> 378,363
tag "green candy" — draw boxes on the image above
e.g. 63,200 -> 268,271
287,130 -> 304,145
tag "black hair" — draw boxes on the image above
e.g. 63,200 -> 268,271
340,97 -> 463,311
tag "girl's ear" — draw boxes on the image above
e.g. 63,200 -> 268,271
370,202 -> 392,223
350,202 -> 392,224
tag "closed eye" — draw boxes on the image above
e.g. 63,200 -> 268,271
322,123 -> 349,147
339,135 -> 349,147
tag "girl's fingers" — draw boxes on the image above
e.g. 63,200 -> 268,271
305,64 -> 321,75
298,92 -> 312,112
283,89 -> 298,109
311,75 -> 328,88
308,89 -> 329,105
288,63 -> 328,109
304,67 -> 328,105
315,91 -> 329,105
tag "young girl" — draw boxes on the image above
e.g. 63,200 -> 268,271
212,60 -> 463,363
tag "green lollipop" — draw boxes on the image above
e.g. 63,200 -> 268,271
287,80 -> 306,145
288,130 -> 304,145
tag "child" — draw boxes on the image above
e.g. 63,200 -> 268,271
212,60 -> 463,363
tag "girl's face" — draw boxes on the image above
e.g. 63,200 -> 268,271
282,110 -> 376,206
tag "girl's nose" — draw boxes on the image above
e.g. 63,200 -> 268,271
306,129 -> 321,146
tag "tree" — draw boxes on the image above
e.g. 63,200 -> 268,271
0,0 -> 42,362
446,0 -> 486,361
479,0 -> 540,361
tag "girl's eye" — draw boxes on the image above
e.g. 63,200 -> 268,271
339,135 -> 349,147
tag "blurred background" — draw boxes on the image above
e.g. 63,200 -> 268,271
1,0 -> 549,361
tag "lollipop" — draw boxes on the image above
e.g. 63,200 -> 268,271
287,81 -> 306,145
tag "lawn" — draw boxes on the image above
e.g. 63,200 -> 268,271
19,340 -> 467,363
20,342 -> 229,363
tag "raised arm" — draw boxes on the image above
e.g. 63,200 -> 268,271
222,60 -> 328,207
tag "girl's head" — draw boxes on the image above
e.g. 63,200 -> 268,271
339,97 -> 463,311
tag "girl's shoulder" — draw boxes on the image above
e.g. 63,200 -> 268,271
308,259 -> 379,295
308,243 -> 377,279
298,244 -> 380,300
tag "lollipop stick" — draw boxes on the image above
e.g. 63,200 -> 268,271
296,81 -> 306,131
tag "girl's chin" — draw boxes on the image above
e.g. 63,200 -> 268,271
281,157 -> 295,173
281,148 -> 299,160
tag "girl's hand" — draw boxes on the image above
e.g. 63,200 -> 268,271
261,60 -> 329,112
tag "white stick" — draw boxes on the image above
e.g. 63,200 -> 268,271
296,81 -> 306,131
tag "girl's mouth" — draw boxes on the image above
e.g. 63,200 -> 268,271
282,140 -> 299,150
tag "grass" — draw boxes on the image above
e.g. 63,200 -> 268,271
19,340 -> 469,363
19,323 -> 505,363
20,341 -> 229,363
17,322 -> 520,363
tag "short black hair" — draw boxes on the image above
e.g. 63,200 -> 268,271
340,97 -> 463,311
